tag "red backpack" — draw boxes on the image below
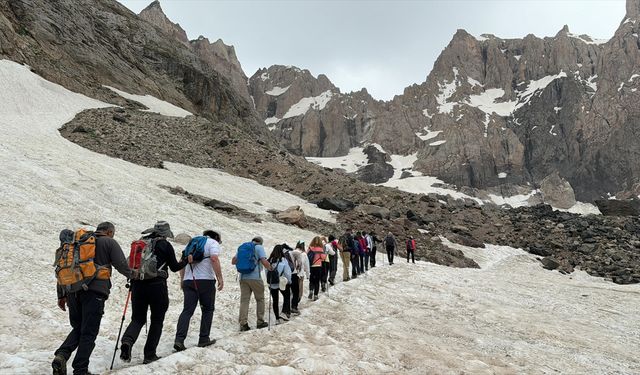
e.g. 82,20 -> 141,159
128,239 -> 160,280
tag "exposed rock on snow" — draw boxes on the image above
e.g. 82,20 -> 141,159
540,172 -> 577,209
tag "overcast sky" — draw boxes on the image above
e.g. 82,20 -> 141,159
117,0 -> 626,100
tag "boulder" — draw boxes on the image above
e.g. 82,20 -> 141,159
363,144 -> 391,163
173,233 -> 191,245
275,206 -> 308,228
316,197 -> 355,212
204,199 -> 238,212
540,172 -> 576,209
540,257 -> 560,270
356,204 -> 391,219
355,162 -> 395,184
594,199 -> 640,216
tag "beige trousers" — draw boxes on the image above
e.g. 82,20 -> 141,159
239,278 -> 265,326
341,251 -> 351,280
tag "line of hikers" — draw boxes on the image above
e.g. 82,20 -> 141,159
51,221 -> 417,375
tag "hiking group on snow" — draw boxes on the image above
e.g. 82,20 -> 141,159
51,221 -> 418,375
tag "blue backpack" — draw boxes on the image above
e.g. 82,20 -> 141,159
236,242 -> 257,274
183,236 -> 209,262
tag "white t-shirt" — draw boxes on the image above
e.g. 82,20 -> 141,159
183,238 -> 220,281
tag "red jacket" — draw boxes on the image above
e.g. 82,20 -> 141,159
407,239 -> 416,251
358,237 -> 368,253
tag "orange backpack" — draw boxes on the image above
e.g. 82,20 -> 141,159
55,229 -> 111,293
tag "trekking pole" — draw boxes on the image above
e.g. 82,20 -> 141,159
110,285 -> 132,370
268,285 -> 272,331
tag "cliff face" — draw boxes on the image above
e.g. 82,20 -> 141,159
249,1 -> 640,201
0,0 -> 264,136
249,65 -> 382,157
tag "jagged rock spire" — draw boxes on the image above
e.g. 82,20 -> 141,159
628,0 -> 640,18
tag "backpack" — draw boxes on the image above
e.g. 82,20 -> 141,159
55,229 -> 111,293
266,260 -> 284,284
385,235 -> 395,248
183,236 -> 209,262
129,239 -> 160,280
236,241 -> 258,274
308,248 -> 326,266
283,250 -> 295,272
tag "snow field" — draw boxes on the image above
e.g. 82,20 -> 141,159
0,59 -> 634,374
0,59 -> 327,374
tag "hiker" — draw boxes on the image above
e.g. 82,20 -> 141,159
369,231 -> 381,268
361,231 -> 371,272
356,232 -> 367,274
232,236 -> 272,332
120,221 -> 187,365
174,230 -> 224,351
320,236 -> 335,292
384,232 -> 397,265
339,229 -> 354,281
327,235 -> 340,285
350,231 -> 360,278
290,241 -> 309,314
406,236 -> 416,264
307,237 -> 327,301
53,222 -> 133,375
281,243 -> 299,315
267,245 -> 292,324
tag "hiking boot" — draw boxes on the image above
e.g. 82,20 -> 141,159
275,317 -> 285,325
197,339 -> 216,348
142,355 -> 161,364
240,323 -> 251,332
329,280 -> 335,286
256,321 -> 269,329
173,341 -> 186,352
291,308 -> 300,316
321,283 -> 326,292
119,342 -> 132,363
308,292 -> 313,300
281,314 -> 290,321
313,295 -> 319,301
52,354 -> 66,375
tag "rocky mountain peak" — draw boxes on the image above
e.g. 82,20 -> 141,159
555,24 -> 570,37
139,0 -> 189,45
627,0 -> 640,18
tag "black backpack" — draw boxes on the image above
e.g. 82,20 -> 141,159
385,235 -> 395,248
266,261 -> 283,284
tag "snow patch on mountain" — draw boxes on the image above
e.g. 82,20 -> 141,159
465,88 -> 516,117
306,147 -> 369,173
435,68 -> 461,114
567,32 -> 609,45
265,85 -> 290,96
283,90 -> 333,119
104,86 -> 192,118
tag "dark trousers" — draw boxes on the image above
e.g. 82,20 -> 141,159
329,254 -> 338,283
290,274 -> 300,309
55,290 -> 105,374
321,262 -> 329,285
175,279 -> 216,345
358,254 -> 365,273
122,280 -> 169,358
309,267 -> 322,296
363,252 -> 370,271
350,253 -> 359,277
387,247 -> 395,264
407,249 -> 415,263
270,286 -> 291,318
370,247 -> 377,267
